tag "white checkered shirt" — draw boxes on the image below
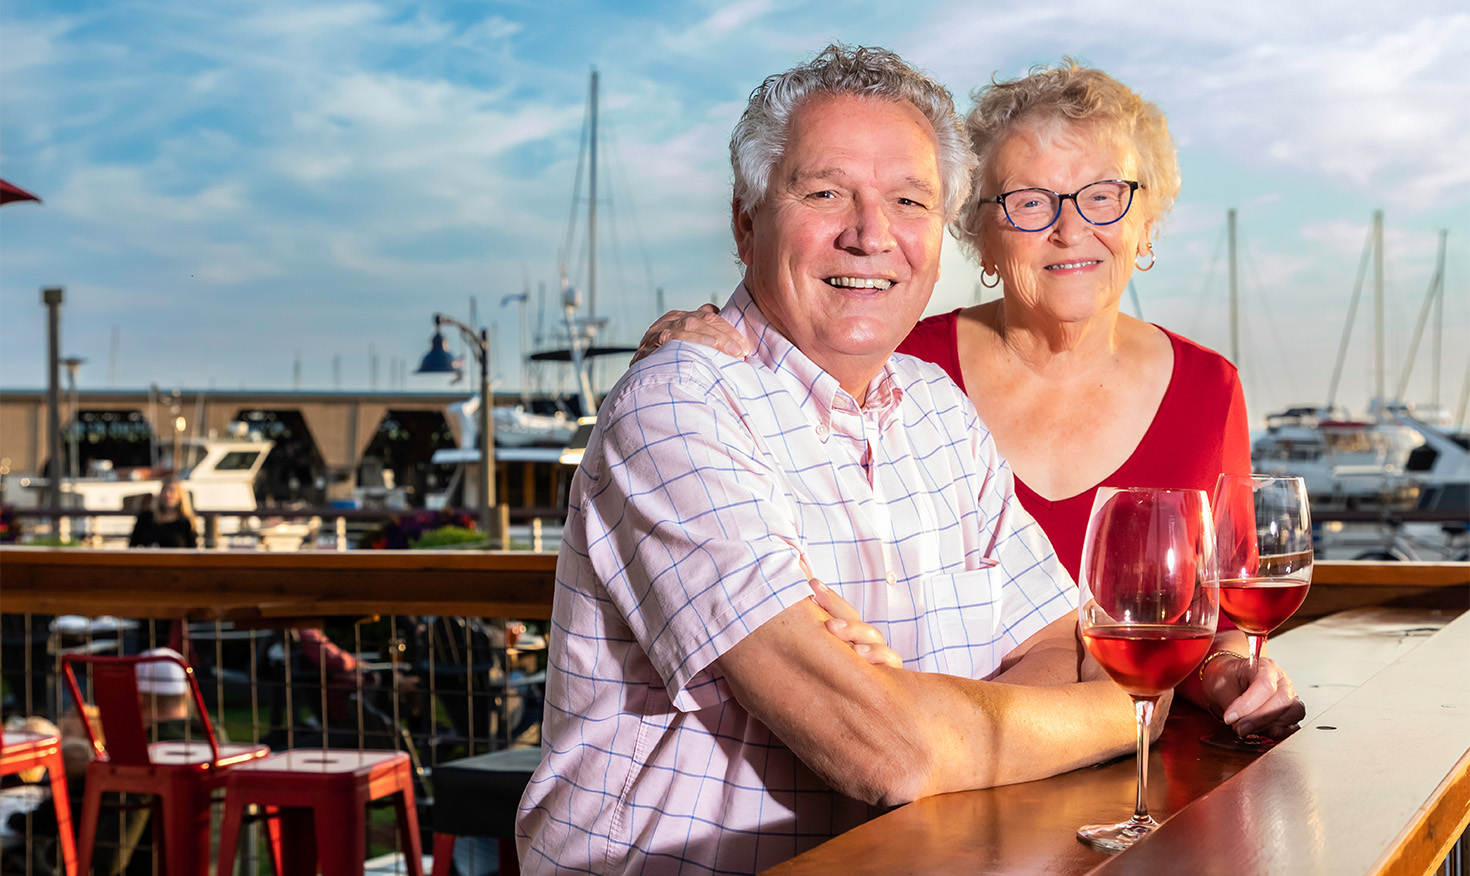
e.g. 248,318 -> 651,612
517,284 -> 1074,875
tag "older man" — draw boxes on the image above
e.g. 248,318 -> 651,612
517,45 -> 1139,875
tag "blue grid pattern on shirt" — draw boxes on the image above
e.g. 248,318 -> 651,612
518,285 -> 1074,876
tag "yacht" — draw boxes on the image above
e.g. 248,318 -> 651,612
1251,404 -> 1423,510
20,422 -> 275,543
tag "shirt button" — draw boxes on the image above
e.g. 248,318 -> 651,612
815,424 -> 829,439
885,571 -> 897,586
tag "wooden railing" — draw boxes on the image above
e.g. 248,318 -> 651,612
1,547 -> 1463,623
0,546 -> 560,622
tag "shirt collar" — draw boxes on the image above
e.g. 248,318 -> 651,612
721,283 -> 906,425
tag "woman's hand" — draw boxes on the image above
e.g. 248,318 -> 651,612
804,563 -> 902,669
632,304 -> 750,364
1201,654 -> 1305,739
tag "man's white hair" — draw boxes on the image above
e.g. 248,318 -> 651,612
730,44 -> 975,224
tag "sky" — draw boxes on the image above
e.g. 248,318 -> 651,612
2,0 -> 1467,429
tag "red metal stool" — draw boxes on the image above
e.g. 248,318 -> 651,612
62,651 -> 271,876
0,727 -> 78,876
217,749 -> 425,876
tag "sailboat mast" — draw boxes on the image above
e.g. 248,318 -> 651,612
1228,208 -> 1239,365
1373,209 -> 1385,404
1432,229 -> 1446,409
587,69 -> 599,323
1393,228 -> 1447,405
1326,224 -> 1374,411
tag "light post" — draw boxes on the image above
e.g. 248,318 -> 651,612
62,357 -> 85,486
42,287 -> 63,512
166,389 -> 184,474
173,416 -> 187,476
417,313 -> 502,548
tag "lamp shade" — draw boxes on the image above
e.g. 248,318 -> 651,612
416,331 -> 461,374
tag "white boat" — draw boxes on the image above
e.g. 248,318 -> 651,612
27,422 -> 274,541
53,424 -> 271,513
1312,411 -> 1468,561
434,396 -> 579,453
496,404 -> 578,448
1252,404 -> 1423,510
1400,416 -> 1470,512
1250,214 -> 1464,515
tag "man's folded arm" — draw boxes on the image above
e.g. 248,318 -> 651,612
718,600 -> 1142,807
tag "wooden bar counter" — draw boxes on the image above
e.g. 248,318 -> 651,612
764,606 -> 1469,876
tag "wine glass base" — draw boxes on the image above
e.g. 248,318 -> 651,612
1077,815 -> 1158,852
1200,728 -> 1278,752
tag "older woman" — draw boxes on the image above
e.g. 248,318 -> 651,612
634,59 -> 1303,740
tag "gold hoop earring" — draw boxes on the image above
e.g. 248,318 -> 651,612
1135,243 -> 1156,272
980,269 -> 1001,288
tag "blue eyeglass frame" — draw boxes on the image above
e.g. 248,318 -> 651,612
981,179 -> 1143,232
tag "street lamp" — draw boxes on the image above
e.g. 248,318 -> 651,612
62,357 -> 85,485
173,416 -> 187,476
417,313 -> 503,548
42,287 -> 63,511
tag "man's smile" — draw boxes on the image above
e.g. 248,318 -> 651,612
824,276 -> 895,289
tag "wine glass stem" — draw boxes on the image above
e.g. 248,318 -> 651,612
1245,632 -> 1265,671
1132,696 -> 1156,823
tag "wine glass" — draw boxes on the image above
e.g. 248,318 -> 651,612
1076,487 -> 1219,853
1203,473 -> 1312,751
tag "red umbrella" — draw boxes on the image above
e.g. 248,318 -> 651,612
0,177 -> 42,206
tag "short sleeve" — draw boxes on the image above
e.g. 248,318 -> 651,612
579,369 -> 814,712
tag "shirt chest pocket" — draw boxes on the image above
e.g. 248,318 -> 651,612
917,566 -> 1004,678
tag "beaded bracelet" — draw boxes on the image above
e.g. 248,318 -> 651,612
1198,649 -> 1246,684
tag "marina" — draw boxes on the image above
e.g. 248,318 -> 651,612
1,12 -> 1467,875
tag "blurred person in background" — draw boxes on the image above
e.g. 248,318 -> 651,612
128,478 -> 197,548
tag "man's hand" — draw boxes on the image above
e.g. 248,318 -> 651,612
1201,653 -> 1305,739
632,304 -> 750,364
805,572 -> 902,669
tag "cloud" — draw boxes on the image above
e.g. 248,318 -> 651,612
702,0 -> 774,37
663,0 -> 774,50
907,2 -> 1470,211
1181,14 -> 1470,210
1,0 -> 1465,411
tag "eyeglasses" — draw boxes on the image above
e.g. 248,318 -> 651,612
982,180 -> 1142,232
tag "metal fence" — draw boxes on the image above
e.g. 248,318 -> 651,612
1,610 -> 544,875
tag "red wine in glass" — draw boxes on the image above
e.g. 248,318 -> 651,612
1084,625 -> 1216,698
1203,475 -> 1312,751
1076,487 -> 1218,852
1218,576 -> 1311,635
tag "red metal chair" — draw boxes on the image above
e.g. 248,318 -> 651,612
0,726 -> 78,876
61,651 -> 271,876
216,748 -> 425,876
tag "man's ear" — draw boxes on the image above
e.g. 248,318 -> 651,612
733,197 -> 756,267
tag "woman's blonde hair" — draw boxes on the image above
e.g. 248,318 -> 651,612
953,58 -> 1180,257
157,476 -> 197,524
